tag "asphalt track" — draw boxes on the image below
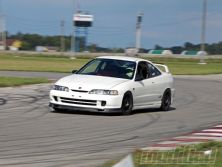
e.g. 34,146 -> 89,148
0,72 -> 222,167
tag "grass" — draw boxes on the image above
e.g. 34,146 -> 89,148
0,54 -> 89,73
0,76 -> 50,87
146,57 -> 222,75
101,141 -> 222,167
1,53 -> 222,75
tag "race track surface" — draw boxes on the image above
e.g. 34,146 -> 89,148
0,75 -> 222,167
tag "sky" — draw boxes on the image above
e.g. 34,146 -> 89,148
1,0 -> 222,49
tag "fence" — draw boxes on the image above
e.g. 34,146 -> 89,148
139,145 -> 217,166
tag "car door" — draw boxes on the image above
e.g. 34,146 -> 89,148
133,61 -> 157,107
147,62 -> 166,102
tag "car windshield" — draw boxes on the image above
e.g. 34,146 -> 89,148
77,58 -> 136,80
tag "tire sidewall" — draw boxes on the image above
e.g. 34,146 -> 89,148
121,93 -> 133,115
161,91 -> 171,111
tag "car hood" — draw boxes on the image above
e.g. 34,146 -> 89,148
56,74 -> 129,91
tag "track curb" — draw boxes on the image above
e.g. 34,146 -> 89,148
141,124 -> 222,151
113,124 -> 222,167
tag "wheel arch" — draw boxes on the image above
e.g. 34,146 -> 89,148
124,90 -> 133,100
123,90 -> 134,108
163,88 -> 171,97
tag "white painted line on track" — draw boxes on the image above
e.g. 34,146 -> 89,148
141,124 -> 222,151
113,154 -> 134,167
214,125 -> 222,128
158,141 -> 182,145
193,133 -> 222,136
175,136 -> 221,140
178,142 -> 204,145
214,138 -> 222,141
141,146 -> 177,151
202,129 -> 222,132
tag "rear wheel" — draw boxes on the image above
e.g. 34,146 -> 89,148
121,93 -> 133,115
160,90 -> 171,111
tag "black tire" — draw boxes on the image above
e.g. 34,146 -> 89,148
160,90 -> 171,111
121,93 -> 133,115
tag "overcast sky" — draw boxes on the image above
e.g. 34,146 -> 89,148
2,0 -> 222,48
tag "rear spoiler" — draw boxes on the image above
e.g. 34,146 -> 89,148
154,64 -> 170,73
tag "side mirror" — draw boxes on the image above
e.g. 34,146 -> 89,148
72,70 -> 78,74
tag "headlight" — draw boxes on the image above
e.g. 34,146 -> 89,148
53,85 -> 69,92
89,89 -> 118,95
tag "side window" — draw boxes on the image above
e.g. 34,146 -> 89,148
136,62 -> 149,80
147,63 -> 161,78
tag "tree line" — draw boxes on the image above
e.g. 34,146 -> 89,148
7,32 -> 222,55
155,42 -> 222,55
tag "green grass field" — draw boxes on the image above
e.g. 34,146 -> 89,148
146,57 -> 222,75
0,54 -> 89,73
1,53 -> 222,75
102,141 -> 222,167
0,76 -> 50,87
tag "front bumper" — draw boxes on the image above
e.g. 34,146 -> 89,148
49,103 -> 121,113
49,90 -> 123,113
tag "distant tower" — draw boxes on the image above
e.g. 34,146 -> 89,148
135,13 -> 143,51
72,11 -> 93,52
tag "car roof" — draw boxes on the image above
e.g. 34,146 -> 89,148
97,56 -> 151,63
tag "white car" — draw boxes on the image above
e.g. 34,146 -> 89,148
49,56 -> 175,115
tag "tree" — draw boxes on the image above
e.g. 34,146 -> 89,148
20,41 -> 32,50
154,45 -> 163,50
88,43 -> 97,52
184,42 -> 195,50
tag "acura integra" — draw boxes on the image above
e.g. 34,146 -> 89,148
49,56 -> 174,115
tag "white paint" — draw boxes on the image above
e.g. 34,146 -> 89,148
73,14 -> 94,22
141,146 -> 176,151
158,141 -> 181,144
203,129 -> 222,132
174,136 -> 219,140
204,150 -> 212,155
50,56 -> 174,112
113,154 -> 134,167
193,133 -> 222,137
214,125 -> 222,128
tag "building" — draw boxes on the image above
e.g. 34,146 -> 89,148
6,39 -> 22,51
35,46 -> 58,52
148,50 -> 173,55
181,50 -> 208,56
125,47 -> 139,56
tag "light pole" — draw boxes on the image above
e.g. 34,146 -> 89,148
60,20 -> 65,53
199,0 -> 207,64
70,0 -> 76,59
0,0 -> 6,51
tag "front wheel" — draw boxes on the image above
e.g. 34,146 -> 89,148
160,91 -> 171,111
121,93 -> 133,115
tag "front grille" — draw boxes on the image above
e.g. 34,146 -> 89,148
71,89 -> 88,93
60,97 -> 97,106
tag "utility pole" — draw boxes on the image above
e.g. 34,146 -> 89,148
135,12 -> 143,52
199,0 -> 207,64
60,20 -> 65,52
0,0 -> 6,51
70,0 -> 76,58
